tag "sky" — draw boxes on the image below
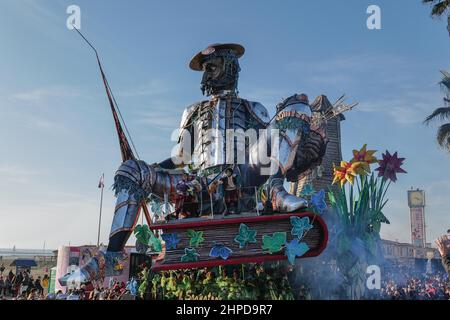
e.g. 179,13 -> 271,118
0,0 -> 449,249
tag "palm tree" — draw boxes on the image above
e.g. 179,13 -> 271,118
422,0 -> 450,17
424,71 -> 450,151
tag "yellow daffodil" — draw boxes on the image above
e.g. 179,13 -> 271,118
350,144 -> 378,173
349,161 -> 368,176
333,161 -> 368,187
333,162 -> 353,187
332,164 -> 346,187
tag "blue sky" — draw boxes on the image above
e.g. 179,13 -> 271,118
0,0 -> 449,249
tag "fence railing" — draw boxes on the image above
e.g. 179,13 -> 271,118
148,186 -> 262,223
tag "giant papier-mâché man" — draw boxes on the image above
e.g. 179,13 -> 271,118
59,43 -> 327,285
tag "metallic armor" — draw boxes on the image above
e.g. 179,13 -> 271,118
59,43 -> 327,286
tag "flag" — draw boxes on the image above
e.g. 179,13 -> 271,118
98,174 -> 105,189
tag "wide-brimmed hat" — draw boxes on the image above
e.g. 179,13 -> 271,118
189,43 -> 245,71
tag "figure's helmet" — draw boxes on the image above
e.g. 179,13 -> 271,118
189,43 -> 245,96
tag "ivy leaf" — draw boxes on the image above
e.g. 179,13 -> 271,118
209,242 -> 233,260
134,224 -> 151,245
134,224 -> 161,252
161,233 -> 180,250
187,229 -> 204,247
285,239 -> 309,265
290,216 -> 313,239
300,183 -> 315,197
148,231 -> 162,252
234,224 -> 257,248
310,189 -> 327,214
262,232 -> 286,254
181,248 -> 200,263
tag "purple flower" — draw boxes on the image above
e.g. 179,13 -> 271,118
375,151 -> 407,182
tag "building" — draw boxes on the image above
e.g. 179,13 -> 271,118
0,247 -> 57,278
381,239 -> 442,272
407,188 -> 426,247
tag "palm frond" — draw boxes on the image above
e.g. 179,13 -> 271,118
424,107 -> 450,124
431,0 -> 450,16
436,123 -> 450,151
440,70 -> 450,91
422,0 -> 450,17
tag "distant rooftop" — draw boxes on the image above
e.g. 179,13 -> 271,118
0,248 -> 56,258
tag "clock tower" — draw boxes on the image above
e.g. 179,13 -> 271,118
407,188 -> 426,247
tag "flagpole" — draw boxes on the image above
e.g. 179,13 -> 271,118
97,173 -> 104,247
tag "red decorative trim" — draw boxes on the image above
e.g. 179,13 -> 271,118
150,212 -> 328,271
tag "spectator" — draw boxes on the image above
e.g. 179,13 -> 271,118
4,276 -> 12,297
35,276 -> 44,295
0,276 -> 4,298
55,290 -> 67,300
435,235 -> 450,275
42,274 -> 49,293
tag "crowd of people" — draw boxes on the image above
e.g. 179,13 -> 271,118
48,281 -> 130,300
0,267 -> 49,300
1,265 -> 449,300
380,273 -> 450,300
1,233 -> 448,300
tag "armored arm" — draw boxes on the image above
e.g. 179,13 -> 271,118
287,127 -> 327,182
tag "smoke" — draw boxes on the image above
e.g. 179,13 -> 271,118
291,206 -> 444,299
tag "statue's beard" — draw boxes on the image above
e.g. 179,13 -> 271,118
201,73 -> 237,96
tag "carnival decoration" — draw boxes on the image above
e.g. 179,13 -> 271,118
329,144 -> 406,299
290,216 -> 313,239
209,242 -> 233,260
187,229 -> 205,248
60,34 -> 332,285
134,224 -> 162,254
181,248 -> 200,263
234,224 -> 257,248
161,233 -> 181,250
262,232 -> 287,254
285,239 -> 310,265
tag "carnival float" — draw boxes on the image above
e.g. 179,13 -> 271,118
59,32 -> 406,300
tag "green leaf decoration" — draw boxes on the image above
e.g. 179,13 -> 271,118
187,229 -> 204,248
181,248 -> 200,262
134,224 -> 162,252
234,224 -> 257,248
262,232 -> 287,254
148,230 -> 162,252
134,224 -> 151,245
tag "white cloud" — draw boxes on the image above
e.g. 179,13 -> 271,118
10,87 -> 83,106
119,80 -> 169,98
360,90 -> 440,125
0,164 -> 40,185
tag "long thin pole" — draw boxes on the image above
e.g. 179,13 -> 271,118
97,173 -> 104,247
73,27 -> 153,227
